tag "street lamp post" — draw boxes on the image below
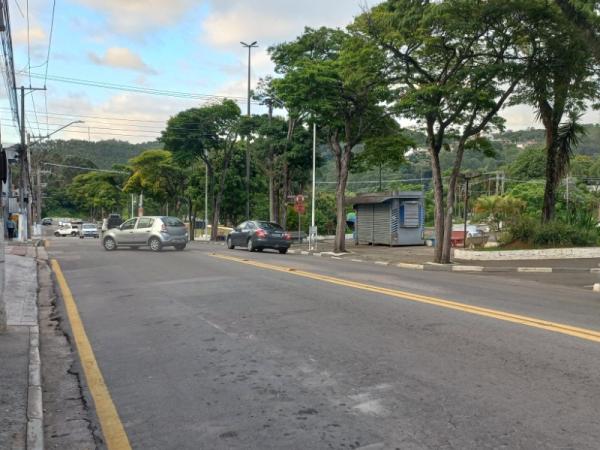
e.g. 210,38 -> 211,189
241,40 -> 258,220
460,173 -> 480,248
29,120 -> 85,231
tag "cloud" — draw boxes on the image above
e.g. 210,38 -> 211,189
74,0 -> 197,34
89,47 -> 157,75
201,0 -> 367,49
12,25 -> 47,46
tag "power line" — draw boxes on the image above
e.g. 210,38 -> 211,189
17,72 -> 264,105
42,162 -> 128,174
43,0 -> 56,135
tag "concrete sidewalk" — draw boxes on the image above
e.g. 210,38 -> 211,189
0,244 -> 43,450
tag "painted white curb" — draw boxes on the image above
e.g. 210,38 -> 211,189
517,267 -> 553,273
452,265 -> 484,272
27,325 -> 44,450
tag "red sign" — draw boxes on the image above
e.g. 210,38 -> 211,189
294,194 -> 305,214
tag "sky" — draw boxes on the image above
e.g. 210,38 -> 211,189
0,0 -> 598,145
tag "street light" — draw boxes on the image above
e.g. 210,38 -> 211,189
241,41 -> 258,220
29,120 -> 84,146
30,120 -> 85,230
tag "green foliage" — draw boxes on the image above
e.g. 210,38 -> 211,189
508,148 -> 546,180
508,182 -> 546,215
473,195 -> 526,232
67,171 -> 126,219
124,149 -> 187,208
45,139 -> 156,169
505,216 -> 599,247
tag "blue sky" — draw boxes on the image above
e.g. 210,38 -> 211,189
1,0 -> 598,145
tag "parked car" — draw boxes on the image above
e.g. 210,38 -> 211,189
41,217 -> 53,226
79,223 -> 99,239
453,224 -> 484,238
102,216 -> 188,251
227,220 -> 291,254
106,214 -> 123,231
54,223 -> 79,237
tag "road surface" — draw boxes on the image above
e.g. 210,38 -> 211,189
46,235 -> 600,449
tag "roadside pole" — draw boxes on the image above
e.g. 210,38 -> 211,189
309,122 -> 317,251
204,161 -> 208,240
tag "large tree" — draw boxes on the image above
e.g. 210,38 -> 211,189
162,100 -> 242,240
270,27 -> 396,252
512,2 -> 600,222
355,0 -> 532,263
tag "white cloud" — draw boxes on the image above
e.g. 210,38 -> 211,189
201,0 -> 367,49
89,47 -> 157,75
74,0 -> 197,34
12,25 -> 47,46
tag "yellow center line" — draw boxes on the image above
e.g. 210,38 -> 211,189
51,259 -> 132,450
211,253 -> 600,343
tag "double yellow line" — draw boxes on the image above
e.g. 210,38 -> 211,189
212,253 -> 600,343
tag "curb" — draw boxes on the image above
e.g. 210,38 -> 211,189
28,246 -> 44,450
284,249 -> 600,274
27,324 -> 44,450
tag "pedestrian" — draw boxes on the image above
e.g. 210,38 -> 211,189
6,215 -> 15,240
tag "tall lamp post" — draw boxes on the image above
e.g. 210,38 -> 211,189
460,172 -> 480,248
241,40 -> 258,220
28,120 -> 84,235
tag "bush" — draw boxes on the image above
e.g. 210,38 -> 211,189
505,217 -> 599,248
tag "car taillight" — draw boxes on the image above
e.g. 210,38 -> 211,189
283,232 -> 291,240
255,229 -> 267,238
161,223 -> 167,232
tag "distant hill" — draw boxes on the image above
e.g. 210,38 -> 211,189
46,139 -> 162,169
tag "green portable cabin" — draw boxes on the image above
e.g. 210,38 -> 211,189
351,192 -> 425,246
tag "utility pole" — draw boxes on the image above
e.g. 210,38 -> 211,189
18,86 -> 26,241
204,160 -> 208,240
241,41 -> 258,220
310,122 -> 317,251
16,85 -> 46,241
461,173 -> 481,248
36,166 -> 42,225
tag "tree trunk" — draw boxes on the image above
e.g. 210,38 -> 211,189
542,124 -> 558,223
210,147 -> 234,241
333,141 -> 351,253
441,138 -> 468,264
281,161 -> 289,229
268,171 -> 276,222
188,197 -> 195,241
430,148 -> 444,263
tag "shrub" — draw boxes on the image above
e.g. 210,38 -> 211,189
505,217 -> 599,248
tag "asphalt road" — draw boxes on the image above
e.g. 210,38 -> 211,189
46,235 -> 600,450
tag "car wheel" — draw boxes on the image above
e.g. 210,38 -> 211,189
103,237 -> 117,251
279,248 -> 288,254
71,232 -> 77,237
79,236 -> 84,239
149,237 -> 162,252
247,239 -> 255,252
257,248 -> 263,252
227,237 -> 235,249
175,244 -> 186,251
54,232 -> 60,237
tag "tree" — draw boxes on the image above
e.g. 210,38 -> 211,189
351,120 -> 414,190
162,100 -> 242,240
68,171 -> 126,219
554,0 -> 600,61
473,195 -> 526,232
356,0 -> 532,263
512,2 -> 600,222
508,147 -> 547,180
270,27 -> 395,252
124,149 -> 187,214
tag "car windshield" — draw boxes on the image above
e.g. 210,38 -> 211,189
83,224 -> 95,229
256,221 -> 283,231
163,217 -> 185,227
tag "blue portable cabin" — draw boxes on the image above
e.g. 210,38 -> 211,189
350,191 -> 425,246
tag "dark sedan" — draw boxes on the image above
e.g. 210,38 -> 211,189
227,221 -> 291,254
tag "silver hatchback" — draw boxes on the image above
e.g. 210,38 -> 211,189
102,216 -> 189,252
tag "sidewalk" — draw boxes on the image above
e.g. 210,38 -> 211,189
0,244 -> 43,450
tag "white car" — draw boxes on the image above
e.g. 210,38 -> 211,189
79,223 -> 99,239
54,223 -> 79,237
